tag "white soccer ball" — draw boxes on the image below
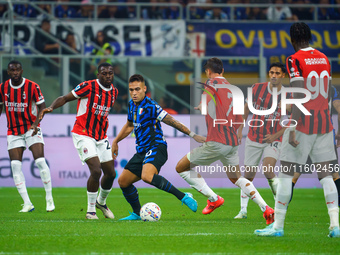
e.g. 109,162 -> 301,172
140,202 -> 162,222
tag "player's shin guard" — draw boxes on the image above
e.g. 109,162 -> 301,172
151,174 -> 185,200
320,176 -> 339,229
235,177 -> 267,212
35,157 -> 53,201
11,160 -> 32,205
121,185 -> 141,215
179,170 -> 217,201
273,173 -> 293,230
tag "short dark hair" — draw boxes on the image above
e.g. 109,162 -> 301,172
290,22 -> 312,44
41,18 -> 50,25
129,74 -> 145,84
97,62 -> 113,72
269,62 -> 286,73
8,60 -> 22,69
203,57 -> 223,74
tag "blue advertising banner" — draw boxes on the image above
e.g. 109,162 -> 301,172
187,22 -> 340,72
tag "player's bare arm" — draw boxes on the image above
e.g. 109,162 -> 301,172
237,102 -> 250,144
111,120 -> 134,160
39,92 -> 77,121
30,102 -> 47,136
333,99 -> 340,147
288,80 -> 304,147
162,114 -> 206,143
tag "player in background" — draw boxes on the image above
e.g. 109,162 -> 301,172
176,57 -> 275,223
111,74 -> 205,220
0,60 -> 54,212
255,22 -> 339,237
39,63 -> 117,220
289,85 -> 340,204
234,62 -> 290,219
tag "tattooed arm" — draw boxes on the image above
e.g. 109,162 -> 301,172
162,114 -> 206,143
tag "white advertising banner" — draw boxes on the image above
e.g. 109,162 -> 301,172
2,20 -> 185,56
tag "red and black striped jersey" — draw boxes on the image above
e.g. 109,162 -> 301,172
286,47 -> 333,134
247,82 -> 286,143
71,79 -> 118,141
0,78 -> 44,135
204,77 -> 239,146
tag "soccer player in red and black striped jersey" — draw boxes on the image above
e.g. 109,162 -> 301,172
39,63 -> 117,220
176,58 -> 274,223
234,62 -> 289,220
255,22 -> 339,237
0,60 -> 54,213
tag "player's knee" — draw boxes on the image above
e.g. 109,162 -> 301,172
141,172 -> 153,184
90,169 -> 102,181
118,176 -> 128,188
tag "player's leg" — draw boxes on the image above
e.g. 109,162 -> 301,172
235,138 -> 264,219
9,146 -> 34,212
118,168 -> 142,220
96,160 -> 116,219
262,157 -> 278,197
85,156 -> 102,219
29,140 -> 54,212
8,134 -> 34,212
331,145 -> 340,206
255,130 -> 313,236
226,166 -> 274,224
290,172 -> 301,203
95,138 -> 116,219
176,143 -> 223,214
141,145 -> 197,212
311,133 -> 339,237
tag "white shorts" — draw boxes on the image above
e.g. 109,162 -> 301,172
280,129 -> 336,165
72,133 -> 113,164
244,137 -> 281,166
7,127 -> 45,151
187,141 -> 239,166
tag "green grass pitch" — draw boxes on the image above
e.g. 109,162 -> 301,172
0,187 -> 337,254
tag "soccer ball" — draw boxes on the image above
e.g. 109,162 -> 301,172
140,202 -> 162,222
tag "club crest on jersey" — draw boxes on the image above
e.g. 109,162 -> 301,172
22,91 -> 26,100
138,108 -> 143,115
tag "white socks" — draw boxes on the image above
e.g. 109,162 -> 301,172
235,177 -> 267,212
179,170 -> 218,202
268,176 -> 279,198
320,176 -> 339,229
273,173 -> 293,230
11,160 -> 31,205
97,187 -> 112,205
87,191 -> 98,213
35,158 -> 53,201
240,189 -> 249,212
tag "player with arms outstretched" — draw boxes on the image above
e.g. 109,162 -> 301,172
234,62 -> 289,219
0,60 -> 54,212
112,74 -> 205,220
176,57 -> 275,223
40,63 -> 117,220
255,22 -> 339,237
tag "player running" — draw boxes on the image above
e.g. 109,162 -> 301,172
255,22 -> 339,237
0,60 -> 54,212
176,57 -> 275,223
234,62 -> 289,219
111,74 -> 205,220
39,63 -> 117,220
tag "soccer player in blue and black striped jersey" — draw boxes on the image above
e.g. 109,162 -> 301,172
112,74 -> 206,220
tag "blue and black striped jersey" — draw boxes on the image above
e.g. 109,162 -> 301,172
128,96 -> 167,153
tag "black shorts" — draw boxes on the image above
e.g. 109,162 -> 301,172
124,144 -> 168,178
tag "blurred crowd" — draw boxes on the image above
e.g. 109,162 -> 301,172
0,0 -> 339,21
